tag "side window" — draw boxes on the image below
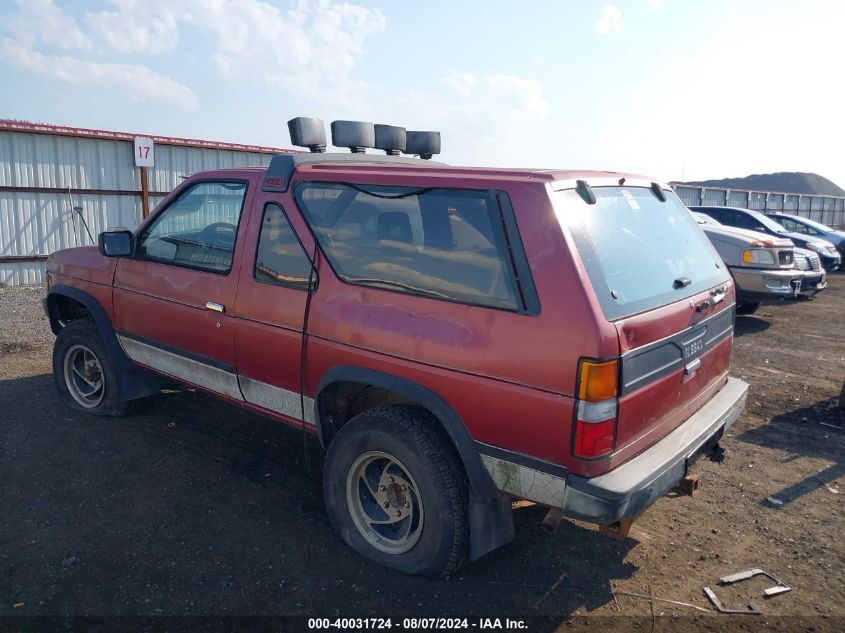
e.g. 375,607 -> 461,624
254,203 -> 313,289
295,183 -> 524,311
137,181 -> 247,274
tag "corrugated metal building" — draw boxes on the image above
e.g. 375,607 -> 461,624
672,183 -> 845,228
0,120 -> 295,285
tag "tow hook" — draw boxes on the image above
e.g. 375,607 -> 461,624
708,443 -> 726,463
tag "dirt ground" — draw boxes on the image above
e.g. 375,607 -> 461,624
1,278 -> 843,631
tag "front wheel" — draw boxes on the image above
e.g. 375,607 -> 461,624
323,406 -> 468,577
52,320 -> 128,416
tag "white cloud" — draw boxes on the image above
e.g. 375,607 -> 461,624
391,69 -> 550,164
184,0 -> 386,108
85,0 -> 179,54
0,0 -> 89,50
596,4 -> 624,35
0,38 -> 198,109
0,0 -> 385,112
439,69 -> 550,121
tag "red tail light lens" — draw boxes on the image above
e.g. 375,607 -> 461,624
574,418 -> 616,459
573,358 -> 619,460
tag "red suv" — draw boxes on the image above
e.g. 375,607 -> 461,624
44,118 -> 748,577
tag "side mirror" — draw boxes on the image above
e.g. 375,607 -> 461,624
98,229 -> 135,257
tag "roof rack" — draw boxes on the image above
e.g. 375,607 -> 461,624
261,152 -> 446,192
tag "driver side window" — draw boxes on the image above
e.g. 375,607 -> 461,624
137,181 -> 248,274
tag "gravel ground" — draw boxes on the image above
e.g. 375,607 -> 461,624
0,285 -> 53,379
1,280 -> 843,631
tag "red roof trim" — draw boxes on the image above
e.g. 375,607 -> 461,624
0,119 -> 301,155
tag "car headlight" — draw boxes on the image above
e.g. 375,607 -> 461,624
796,256 -> 810,271
806,242 -> 825,253
742,248 -> 776,265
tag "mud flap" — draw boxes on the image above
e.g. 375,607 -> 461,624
468,492 -> 514,561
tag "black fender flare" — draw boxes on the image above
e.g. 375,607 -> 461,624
314,365 -> 498,499
315,366 -> 514,559
46,284 -> 161,400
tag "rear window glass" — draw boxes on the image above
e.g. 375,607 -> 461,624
294,183 -> 521,311
555,187 -> 729,320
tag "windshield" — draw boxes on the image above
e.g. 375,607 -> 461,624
748,210 -> 789,233
692,211 -> 720,225
555,187 -> 729,321
785,215 -> 832,232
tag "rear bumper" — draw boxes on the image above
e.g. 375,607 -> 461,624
478,377 -> 748,525
561,377 -> 748,525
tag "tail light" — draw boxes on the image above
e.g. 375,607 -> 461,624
573,358 -> 619,459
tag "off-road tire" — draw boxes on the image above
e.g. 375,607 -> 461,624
52,319 -> 129,417
323,405 -> 468,577
736,301 -> 761,315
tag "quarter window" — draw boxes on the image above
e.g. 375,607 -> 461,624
295,183 -> 522,311
137,181 -> 247,274
254,203 -> 313,288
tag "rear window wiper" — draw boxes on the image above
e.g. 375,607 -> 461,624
673,277 -> 692,289
341,276 -> 453,301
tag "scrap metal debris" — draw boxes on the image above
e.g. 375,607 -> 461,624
719,567 -> 792,598
703,586 -> 761,615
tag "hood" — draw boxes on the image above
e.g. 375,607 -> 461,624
702,224 -> 793,247
779,231 -> 836,249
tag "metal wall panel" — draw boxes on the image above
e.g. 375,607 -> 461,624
0,261 -> 44,286
674,186 -> 701,206
766,193 -> 784,210
1,128 -> 278,285
0,192 -> 142,257
702,189 -> 726,206
748,192 -> 767,210
784,194 -> 799,210
150,146 -> 272,193
726,190 -> 749,208
798,195 -> 811,211
0,132 -> 137,190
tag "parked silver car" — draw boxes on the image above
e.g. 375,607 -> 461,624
692,212 -> 826,314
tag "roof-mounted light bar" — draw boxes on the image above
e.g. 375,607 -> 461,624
331,120 -> 375,153
404,131 -> 441,160
287,116 -> 326,153
374,124 -> 406,156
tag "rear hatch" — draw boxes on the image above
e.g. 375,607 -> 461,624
555,184 -> 734,472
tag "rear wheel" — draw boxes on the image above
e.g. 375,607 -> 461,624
53,320 -> 128,416
736,301 -> 761,315
323,406 -> 468,577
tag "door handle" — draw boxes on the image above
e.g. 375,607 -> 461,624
205,301 -> 225,313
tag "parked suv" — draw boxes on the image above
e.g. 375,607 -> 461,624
690,212 -> 825,314
690,206 -> 842,271
45,118 -> 748,576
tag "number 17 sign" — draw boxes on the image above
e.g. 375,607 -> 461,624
133,136 -> 155,168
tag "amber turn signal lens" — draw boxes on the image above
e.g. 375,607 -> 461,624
577,359 -> 619,402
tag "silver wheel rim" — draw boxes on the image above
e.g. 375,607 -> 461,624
345,451 -> 424,555
63,344 -> 105,408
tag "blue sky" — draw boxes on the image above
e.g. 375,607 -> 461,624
1,0 -> 843,185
